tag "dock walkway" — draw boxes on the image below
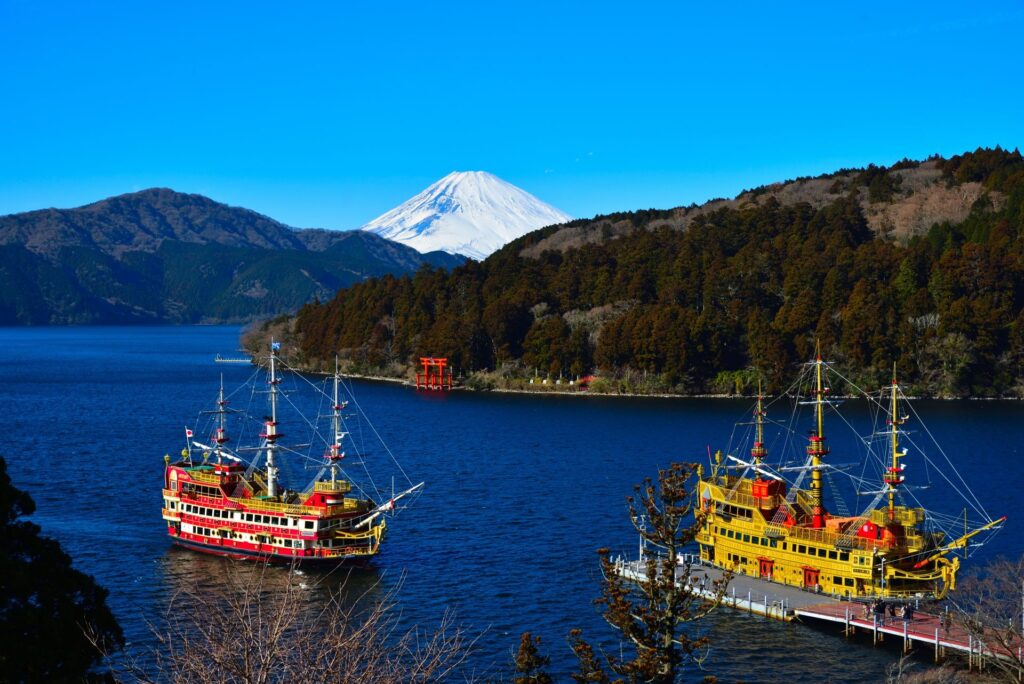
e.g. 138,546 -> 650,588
615,554 -> 841,622
796,600 -> 1023,668
616,555 -> 1023,670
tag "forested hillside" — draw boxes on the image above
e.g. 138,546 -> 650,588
293,148 -> 1024,397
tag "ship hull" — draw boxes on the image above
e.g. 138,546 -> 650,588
171,536 -> 373,568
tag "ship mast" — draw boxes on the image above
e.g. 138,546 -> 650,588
807,342 -> 830,528
751,380 -> 767,468
328,357 -> 345,485
264,340 -> 282,498
213,374 -> 229,464
884,364 -> 906,522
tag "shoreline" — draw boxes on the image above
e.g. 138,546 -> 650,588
283,365 -> 1021,401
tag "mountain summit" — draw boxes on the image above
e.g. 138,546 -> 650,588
360,171 -> 571,260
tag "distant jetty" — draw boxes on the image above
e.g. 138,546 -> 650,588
214,354 -> 252,364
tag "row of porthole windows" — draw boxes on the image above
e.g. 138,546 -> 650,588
716,527 -> 778,548
714,526 -> 854,562
180,503 -> 316,530
186,524 -> 307,548
726,552 -> 749,566
715,503 -> 753,520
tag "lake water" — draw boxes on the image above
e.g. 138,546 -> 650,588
2,326 -> 1019,683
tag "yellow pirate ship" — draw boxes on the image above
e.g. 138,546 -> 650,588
695,349 -> 1004,599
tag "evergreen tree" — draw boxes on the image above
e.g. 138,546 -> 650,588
569,463 -> 730,683
0,457 -> 123,682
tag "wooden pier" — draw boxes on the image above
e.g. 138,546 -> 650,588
616,555 -> 1023,673
795,600 -> 1024,669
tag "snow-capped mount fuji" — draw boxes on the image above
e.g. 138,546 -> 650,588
360,171 -> 572,260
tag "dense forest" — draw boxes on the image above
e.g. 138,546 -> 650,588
290,148 -> 1024,397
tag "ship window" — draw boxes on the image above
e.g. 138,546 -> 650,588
304,521 -> 314,530
245,514 -> 252,522
726,530 -> 734,538
781,542 -> 787,550
817,548 -> 826,557
797,545 -> 806,554
742,534 -> 750,543
840,552 -> 850,562
828,551 -> 837,560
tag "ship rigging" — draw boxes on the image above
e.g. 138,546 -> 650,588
162,340 -> 422,565
696,348 -> 1004,599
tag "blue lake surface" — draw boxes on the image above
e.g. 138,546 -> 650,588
1,326 -> 1020,683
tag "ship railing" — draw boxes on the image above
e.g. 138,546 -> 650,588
867,507 -> 925,527
314,480 -> 352,494
721,490 -> 759,508
787,524 -> 886,552
330,529 -> 377,540
226,496 -> 358,517
162,488 -> 180,499
187,470 -> 222,486
182,493 -> 227,507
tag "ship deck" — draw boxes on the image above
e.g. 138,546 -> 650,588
614,554 -> 1024,670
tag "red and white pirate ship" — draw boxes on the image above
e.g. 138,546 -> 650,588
161,341 -> 422,565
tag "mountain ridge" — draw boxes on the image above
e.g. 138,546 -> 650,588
0,188 -> 464,324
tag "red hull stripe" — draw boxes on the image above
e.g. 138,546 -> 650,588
172,538 -> 370,567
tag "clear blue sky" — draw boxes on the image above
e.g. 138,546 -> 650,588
1,1 -> 1021,229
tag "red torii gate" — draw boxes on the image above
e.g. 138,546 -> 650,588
416,357 -> 453,390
